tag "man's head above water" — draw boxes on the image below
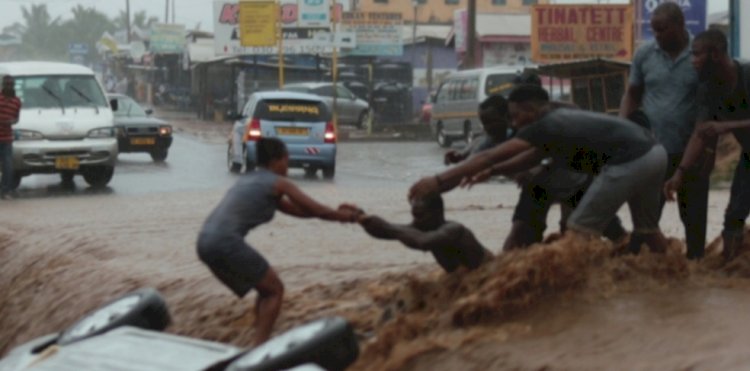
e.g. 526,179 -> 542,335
410,193 -> 445,230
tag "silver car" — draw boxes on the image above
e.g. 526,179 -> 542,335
283,82 -> 371,128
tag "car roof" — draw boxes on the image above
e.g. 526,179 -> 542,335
0,61 -> 96,76
283,82 -> 331,89
252,90 -> 325,103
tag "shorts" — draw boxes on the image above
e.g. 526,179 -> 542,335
197,232 -> 270,298
567,145 -> 667,235
431,244 -> 487,273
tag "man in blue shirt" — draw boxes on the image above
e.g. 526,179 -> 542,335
619,2 -> 707,259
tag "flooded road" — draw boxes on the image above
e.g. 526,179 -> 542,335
2,121 -> 750,370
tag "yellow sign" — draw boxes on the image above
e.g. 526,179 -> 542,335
531,4 -> 633,62
238,1 -> 278,47
268,104 -> 320,116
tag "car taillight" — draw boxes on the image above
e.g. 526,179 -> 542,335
324,121 -> 336,143
244,118 -> 262,141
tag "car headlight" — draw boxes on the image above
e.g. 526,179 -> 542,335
14,129 -> 45,141
87,127 -> 116,138
158,125 -> 172,136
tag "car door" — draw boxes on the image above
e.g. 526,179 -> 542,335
312,86 -> 337,122
335,85 -> 357,124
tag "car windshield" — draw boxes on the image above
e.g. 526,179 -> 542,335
255,99 -> 330,122
14,75 -> 108,109
113,96 -> 148,117
485,73 -> 517,97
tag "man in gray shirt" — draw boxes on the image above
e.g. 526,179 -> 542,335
619,2 -> 707,259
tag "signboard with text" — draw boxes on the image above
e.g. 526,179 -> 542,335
453,9 -> 467,53
340,12 -> 403,56
150,23 -> 186,54
239,1 -> 277,47
213,0 -> 349,55
531,4 -> 633,62
636,0 -> 706,42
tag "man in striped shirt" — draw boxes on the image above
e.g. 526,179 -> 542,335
0,75 -> 21,199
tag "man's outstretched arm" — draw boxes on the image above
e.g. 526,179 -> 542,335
360,215 -> 462,251
409,138 -> 533,200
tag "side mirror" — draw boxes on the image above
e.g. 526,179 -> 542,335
145,108 -> 154,116
109,99 -> 119,111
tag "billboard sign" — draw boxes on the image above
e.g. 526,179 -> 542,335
299,0 -> 330,28
150,23 -> 186,54
531,4 -> 634,62
340,12 -> 403,56
214,0 -> 349,55
453,9 -> 467,53
239,1 -> 277,47
636,0 -> 706,42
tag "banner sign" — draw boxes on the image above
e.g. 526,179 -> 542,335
636,0 -> 706,42
340,12 -> 403,56
531,4 -> 633,62
214,0 -> 349,55
150,23 -> 186,54
299,0 -> 330,28
453,9 -> 468,53
239,1 -> 277,47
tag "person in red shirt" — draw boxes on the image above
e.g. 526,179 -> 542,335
0,75 -> 22,199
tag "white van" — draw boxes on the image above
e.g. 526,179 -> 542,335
430,66 -> 526,147
0,62 -> 119,189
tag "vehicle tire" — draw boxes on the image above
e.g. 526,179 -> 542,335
228,144 -> 242,173
57,288 -> 171,346
10,172 -> 22,190
322,166 -> 335,179
150,148 -> 168,162
60,171 -> 75,184
81,166 -> 114,188
356,110 -> 370,129
304,168 -> 317,178
242,146 -> 256,173
464,123 -> 474,145
226,316 -> 359,371
436,123 -> 452,148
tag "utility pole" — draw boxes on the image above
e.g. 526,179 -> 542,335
464,0 -> 476,69
126,0 -> 131,43
411,1 -> 418,68
165,0 -> 169,23
172,0 -> 176,23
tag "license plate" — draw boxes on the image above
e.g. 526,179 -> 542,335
276,127 -> 309,136
55,156 -> 79,170
131,137 -> 156,145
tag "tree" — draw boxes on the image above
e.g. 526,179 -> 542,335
60,5 -> 116,63
17,4 -> 65,60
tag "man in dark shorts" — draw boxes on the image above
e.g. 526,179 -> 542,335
410,84 -> 669,252
358,194 -> 492,273
665,29 -> 750,262
197,137 -> 360,346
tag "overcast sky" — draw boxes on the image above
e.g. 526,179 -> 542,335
0,0 -> 730,33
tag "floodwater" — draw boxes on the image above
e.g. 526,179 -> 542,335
2,119 -> 750,370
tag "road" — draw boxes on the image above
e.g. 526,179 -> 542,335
2,123 -> 748,371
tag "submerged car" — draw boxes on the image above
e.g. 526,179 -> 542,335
109,94 -> 173,162
0,288 -> 359,371
283,82 -> 370,129
227,91 -> 337,179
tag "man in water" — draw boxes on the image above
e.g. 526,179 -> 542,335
358,194 -> 492,273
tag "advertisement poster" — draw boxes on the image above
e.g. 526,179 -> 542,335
238,1 -> 277,47
214,0 -> 349,55
150,23 -> 186,54
340,12 -> 403,56
636,0 -> 706,42
531,4 -> 634,62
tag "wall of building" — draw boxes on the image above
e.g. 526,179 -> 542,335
355,0 -> 549,24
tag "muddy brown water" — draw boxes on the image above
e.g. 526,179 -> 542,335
2,119 -> 750,370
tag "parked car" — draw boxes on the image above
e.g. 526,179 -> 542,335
227,91 -> 337,179
283,82 -> 370,129
0,288 -> 359,371
0,61 -> 118,188
108,94 -> 173,162
431,66 -> 527,147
